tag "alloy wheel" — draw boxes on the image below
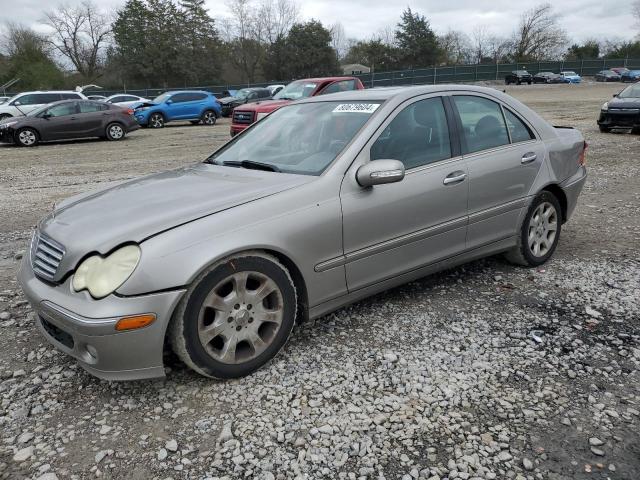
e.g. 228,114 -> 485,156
109,124 -> 124,139
18,130 -> 36,146
150,114 -> 164,128
527,201 -> 557,257
203,111 -> 216,125
197,271 -> 284,364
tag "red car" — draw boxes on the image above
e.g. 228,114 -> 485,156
230,76 -> 365,136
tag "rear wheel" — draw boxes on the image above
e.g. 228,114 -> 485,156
170,252 -> 297,379
15,128 -> 39,147
505,191 -> 561,267
105,122 -> 126,141
148,112 -> 165,128
631,127 -> 640,135
201,110 -> 217,126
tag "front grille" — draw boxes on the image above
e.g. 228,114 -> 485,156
232,110 -> 255,125
31,232 -> 65,282
40,316 -> 74,349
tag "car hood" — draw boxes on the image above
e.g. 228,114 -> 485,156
218,96 -> 241,104
39,163 -> 313,267
609,97 -> 640,108
236,99 -> 292,113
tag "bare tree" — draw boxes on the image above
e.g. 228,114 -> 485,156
43,1 -> 111,81
257,0 -> 299,43
633,0 -> 640,30
512,3 -> 567,61
471,25 -> 489,64
224,0 -> 266,82
329,22 -> 348,61
439,29 -> 472,64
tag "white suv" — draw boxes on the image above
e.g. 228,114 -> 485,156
0,91 -> 87,119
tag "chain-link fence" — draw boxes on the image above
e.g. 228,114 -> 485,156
5,58 -> 640,98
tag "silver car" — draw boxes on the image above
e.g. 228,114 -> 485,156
18,85 -> 587,381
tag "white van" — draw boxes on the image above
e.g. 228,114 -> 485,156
0,91 -> 87,119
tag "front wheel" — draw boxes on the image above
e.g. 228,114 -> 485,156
201,110 -> 217,126
15,128 -> 39,147
505,191 -> 561,267
105,122 -> 126,141
170,252 -> 297,379
148,112 -> 165,128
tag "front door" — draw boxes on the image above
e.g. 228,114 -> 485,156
40,102 -> 82,140
340,95 -> 469,292
450,94 -> 546,249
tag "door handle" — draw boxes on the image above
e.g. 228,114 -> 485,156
521,152 -> 537,164
443,171 -> 467,185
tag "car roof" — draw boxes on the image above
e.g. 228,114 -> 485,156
297,84 -> 515,104
16,90 -> 82,94
290,76 -> 359,83
165,90 -> 212,94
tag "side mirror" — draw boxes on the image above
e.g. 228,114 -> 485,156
356,159 -> 405,188
13,101 -> 21,106
42,113 -> 52,119
613,93 -> 618,98
166,99 -> 173,104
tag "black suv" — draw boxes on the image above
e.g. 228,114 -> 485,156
505,70 -> 533,85
218,88 -> 272,117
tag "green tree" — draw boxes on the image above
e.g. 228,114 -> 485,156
344,39 -> 398,71
605,41 -> 640,59
566,41 -> 600,60
394,8 -> 441,68
179,0 -> 221,84
0,23 -> 64,91
283,20 -> 338,78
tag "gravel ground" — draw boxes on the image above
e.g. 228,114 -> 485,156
0,82 -> 638,480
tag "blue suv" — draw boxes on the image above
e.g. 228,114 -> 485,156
134,90 -> 221,128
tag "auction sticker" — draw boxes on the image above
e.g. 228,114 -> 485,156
333,103 -> 380,113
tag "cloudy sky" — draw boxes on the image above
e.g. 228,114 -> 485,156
1,0 -> 637,44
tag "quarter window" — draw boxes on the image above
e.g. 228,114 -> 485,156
453,96 -> 509,154
371,97 -> 451,169
504,109 -> 535,143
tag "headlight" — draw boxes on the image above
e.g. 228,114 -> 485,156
256,112 -> 269,121
0,121 -> 17,128
601,102 -> 609,111
72,245 -> 141,299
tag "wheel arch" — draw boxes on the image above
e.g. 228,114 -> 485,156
540,184 -> 568,223
14,125 -> 41,143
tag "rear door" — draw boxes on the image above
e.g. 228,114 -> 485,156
450,94 -> 545,249
340,95 -> 469,291
77,101 -> 108,136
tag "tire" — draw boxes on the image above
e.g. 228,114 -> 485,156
599,125 -> 611,133
14,127 -> 39,147
148,112 -> 165,128
504,191 -> 562,267
105,122 -> 126,141
170,252 -> 297,379
201,110 -> 217,126
190,120 -> 201,125
631,127 -> 640,135
505,79 -> 510,85
527,81 -> 532,85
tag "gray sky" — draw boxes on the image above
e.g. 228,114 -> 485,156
0,0 -> 636,44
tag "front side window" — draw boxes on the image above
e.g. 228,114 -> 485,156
208,101 -> 381,175
153,93 -> 171,103
504,109 -> 534,143
45,102 -> 77,117
453,96 -> 509,154
170,93 -> 191,103
14,94 -> 37,106
371,97 -> 451,169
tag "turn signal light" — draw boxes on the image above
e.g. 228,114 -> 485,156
579,141 -> 588,166
115,314 -> 156,331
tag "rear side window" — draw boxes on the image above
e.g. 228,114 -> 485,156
109,96 -> 127,103
371,97 -> 451,169
453,96 -> 509,154
504,109 -> 534,143
320,80 -> 357,95
78,101 -> 106,113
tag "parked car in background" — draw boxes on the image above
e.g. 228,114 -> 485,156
610,67 -> 630,76
17,85 -> 587,381
0,96 -> 11,104
560,71 -> 582,83
598,82 -> 640,133
267,84 -> 286,96
87,95 -> 107,101
230,76 -> 365,136
532,72 -> 568,84
133,90 -> 221,128
0,91 -> 87,120
217,88 -> 272,117
0,100 -> 139,147
105,94 -> 150,108
505,70 -> 533,85
621,70 -> 640,82
595,70 -> 621,82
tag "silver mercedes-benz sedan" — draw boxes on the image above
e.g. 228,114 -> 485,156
18,85 -> 587,381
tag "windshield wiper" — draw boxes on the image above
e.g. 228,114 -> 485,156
221,160 -> 281,172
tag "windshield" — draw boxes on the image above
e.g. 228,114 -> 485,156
235,89 -> 251,99
274,81 -> 319,100
27,104 -> 53,116
619,84 -> 640,98
207,101 -> 382,175
153,93 -> 171,103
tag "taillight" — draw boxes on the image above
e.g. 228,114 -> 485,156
126,108 -> 134,115
579,141 -> 587,166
